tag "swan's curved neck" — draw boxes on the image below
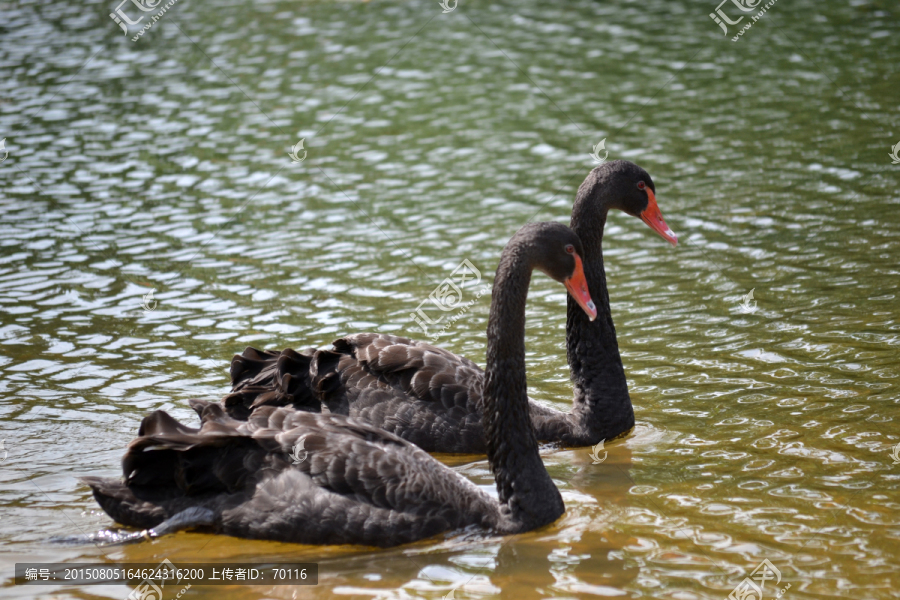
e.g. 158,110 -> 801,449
567,193 -> 635,440
483,251 -> 564,531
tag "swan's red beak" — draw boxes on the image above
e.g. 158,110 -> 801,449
640,188 -> 678,247
565,254 -> 597,321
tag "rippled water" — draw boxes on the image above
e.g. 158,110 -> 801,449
2,0 -> 899,598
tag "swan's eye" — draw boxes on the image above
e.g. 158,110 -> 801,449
637,181 -> 646,190
565,245 -> 575,254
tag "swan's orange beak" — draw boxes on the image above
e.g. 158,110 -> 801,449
565,254 -> 597,321
640,188 -> 678,246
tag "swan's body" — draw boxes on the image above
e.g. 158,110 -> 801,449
84,222 -> 595,547
85,407 -> 503,546
223,333 -> 578,454
214,161 -> 676,453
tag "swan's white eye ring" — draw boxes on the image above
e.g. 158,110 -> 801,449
637,181 -> 646,190
565,245 -> 575,254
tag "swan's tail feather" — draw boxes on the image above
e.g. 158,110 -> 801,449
229,347 -> 278,382
224,347 -> 320,418
124,409 -> 263,494
189,398 -> 210,417
81,476 -> 168,530
310,349 -> 346,412
64,475 -> 215,545
81,408 -> 265,533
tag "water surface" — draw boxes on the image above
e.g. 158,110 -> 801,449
1,0 -> 899,598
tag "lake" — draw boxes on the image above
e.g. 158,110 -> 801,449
1,0 -> 898,598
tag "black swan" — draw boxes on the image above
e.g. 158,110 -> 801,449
81,222 -> 597,547
216,161 -> 676,453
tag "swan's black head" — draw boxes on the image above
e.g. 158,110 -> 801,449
512,222 -> 597,321
575,160 -> 677,246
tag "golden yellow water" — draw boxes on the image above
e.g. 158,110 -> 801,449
1,0 -> 899,598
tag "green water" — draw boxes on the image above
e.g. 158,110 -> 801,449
1,0 -> 899,598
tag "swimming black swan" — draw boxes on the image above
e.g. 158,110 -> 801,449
217,161 -> 676,453
82,222 -> 598,547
